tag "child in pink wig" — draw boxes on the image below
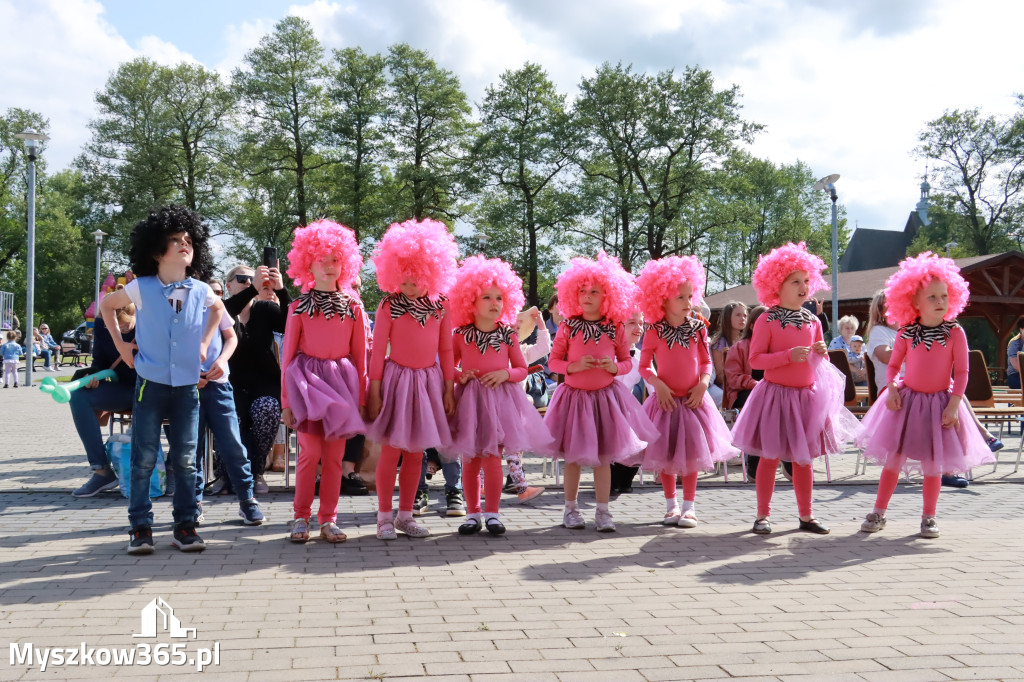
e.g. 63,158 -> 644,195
545,252 -> 659,532
731,242 -> 859,536
367,218 -> 459,540
636,256 -> 740,528
857,252 -> 993,538
281,219 -> 368,543
445,256 -> 554,535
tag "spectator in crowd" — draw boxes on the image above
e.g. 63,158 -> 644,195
1005,316 -> 1024,390
209,279 -> 225,298
709,301 -> 747,398
828,314 -> 861,359
848,335 -> 867,385
31,327 -> 56,371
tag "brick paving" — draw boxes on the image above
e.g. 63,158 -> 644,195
2,375 -> 1024,680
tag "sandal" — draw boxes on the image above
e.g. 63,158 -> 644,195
376,519 -> 397,541
289,518 -> 310,543
752,517 -> 772,535
319,522 -> 348,543
458,517 -> 482,535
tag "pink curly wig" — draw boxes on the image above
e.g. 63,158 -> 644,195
883,251 -> 970,326
286,219 -> 363,293
751,241 -> 829,307
372,218 -> 459,299
449,256 -> 526,328
635,256 -> 707,323
555,251 -> 639,324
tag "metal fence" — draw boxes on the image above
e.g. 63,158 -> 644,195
0,291 -> 13,330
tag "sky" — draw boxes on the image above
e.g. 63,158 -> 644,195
2,0 -> 1023,237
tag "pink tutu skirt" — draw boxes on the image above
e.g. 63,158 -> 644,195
543,380 -> 659,467
445,380 -> 554,460
366,360 -> 452,452
855,385 -> 995,476
284,354 -> 365,441
641,395 -> 740,475
731,356 -> 860,464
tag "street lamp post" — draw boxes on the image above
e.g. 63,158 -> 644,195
92,229 -> 107,321
13,128 -> 50,388
813,174 -> 841,334
945,241 -> 958,258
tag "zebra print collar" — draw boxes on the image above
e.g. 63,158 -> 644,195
564,317 -> 617,344
899,320 -> 957,350
765,306 -> 816,330
651,318 -> 705,350
292,289 -> 354,320
456,324 -> 515,354
384,292 -> 447,327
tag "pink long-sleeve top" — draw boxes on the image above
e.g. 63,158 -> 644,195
452,324 -> 529,382
888,321 -> 968,395
749,306 -> 823,388
281,291 -> 368,409
547,318 -> 632,391
368,293 -> 455,382
638,319 -> 713,397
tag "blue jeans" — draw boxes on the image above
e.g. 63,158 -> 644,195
194,381 -> 254,503
128,378 -> 200,529
419,449 -> 462,494
69,380 -> 134,470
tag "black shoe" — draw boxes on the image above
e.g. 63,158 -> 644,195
485,518 -> 506,535
798,518 -> 830,535
618,485 -> 633,494
941,474 -> 970,488
340,472 -> 369,496
127,526 -> 155,555
171,524 -> 206,552
413,489 -> 429,516
458,518 -> 482,535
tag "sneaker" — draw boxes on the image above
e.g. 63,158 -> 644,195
239,499 -> 264,526
170,524 -> 206,552
562,507 -> 585,529
253,475 -> 269,495
289,518 -> 311,543
72,471 -> 118,498
663,507 -> 681,526
413,490 -> 430,516
376,518 -> 397,541
195,502 -> 205,524
127,526 -> 154,555
517,486 -> 545,503
987,437 -> 1005,453
446,489 -> 466,517
860,512 -> 887,533
319,522 -> 347,543
340,472 -> 369,496
502,476 -> 518,495
920,517 -> 940,538
206,477 -> 229,496
677,509 -> 698,529
941,474 -> 970,488
595,510 -> 617,533
395,517 -> 430,538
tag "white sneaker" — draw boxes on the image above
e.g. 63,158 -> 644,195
595,510 -> 616,533
562,507 -> 585,529
920,517 -> 940,538
860,513 -> 887,533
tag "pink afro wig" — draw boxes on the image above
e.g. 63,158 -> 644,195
635,256 -> 707,323
286,219 -> 363,293
751,241 -> 829,307
372,218 -> 459,299
883,251 -> 970,326
555,251 -> 639,324
449,256 -> 526,328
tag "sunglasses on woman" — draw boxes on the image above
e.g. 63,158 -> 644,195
234,274 -> 253,284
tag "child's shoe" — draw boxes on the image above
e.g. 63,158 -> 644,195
677,509 -> 698,529
171,523 -> 206,552
446,489 -> 466,517
239,499 -> 264,526
395,516 -> 430,538
320,522 -> 347,543
752,517 -> 772,534
562,507 -> 585,529
517,486 -> 544,503
595,509 -> 616,533
663,506 -> 681,526
72,470 -> 119,498
127,526 -> 155,555
920,516 -> 940,538
860,512 -> 886,533
459,514 -> 482,535
289,518 -> 311,543
376,518 -> 398,540
485,517 -> 506,535
413,489 -> 429,516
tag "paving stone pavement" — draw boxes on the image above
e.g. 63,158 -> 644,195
2,378 -> 1024,680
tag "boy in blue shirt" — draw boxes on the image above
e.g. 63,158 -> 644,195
100,205 -> 224,555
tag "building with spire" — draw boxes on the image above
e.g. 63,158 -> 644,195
838,177 -> 931,272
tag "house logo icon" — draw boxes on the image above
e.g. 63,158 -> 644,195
133,597 -> 197,639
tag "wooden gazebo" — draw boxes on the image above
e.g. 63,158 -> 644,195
703,252 -> 1024,375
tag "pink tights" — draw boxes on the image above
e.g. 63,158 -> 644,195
756,459 -> 814,518
874,467 -> 941,517
660,472 -> 698,501
375,444 -> 423,513
463,455 -> 503,515
294,433 -> 345,524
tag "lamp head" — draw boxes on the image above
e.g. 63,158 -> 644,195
13,129 -> 50,159
92,229 -> 107,245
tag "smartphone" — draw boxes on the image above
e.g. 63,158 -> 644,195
263,245 -> 277,269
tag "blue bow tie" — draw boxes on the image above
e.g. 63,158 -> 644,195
161,278 -> 194,297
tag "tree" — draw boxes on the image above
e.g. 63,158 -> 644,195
0,108 -> 49,280
916,107 -> 1024,255
233,16 -> 330,228
472,63 -> 580,306
385,44 -> 473,221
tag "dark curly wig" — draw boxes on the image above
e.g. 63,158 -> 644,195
129,204 -> 214,280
